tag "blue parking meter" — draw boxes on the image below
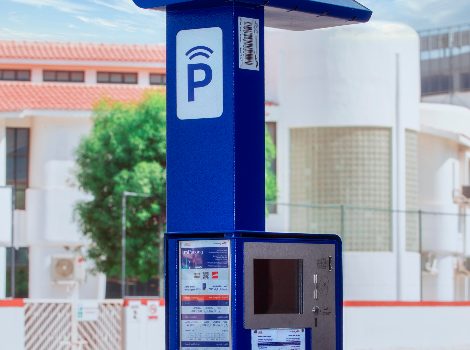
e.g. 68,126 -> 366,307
132,0 -> 371,349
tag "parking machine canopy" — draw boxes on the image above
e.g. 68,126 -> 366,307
132,0 -> 372,30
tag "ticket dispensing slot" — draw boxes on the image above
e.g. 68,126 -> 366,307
244,242 -> 337,349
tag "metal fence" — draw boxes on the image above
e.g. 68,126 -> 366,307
278,202 -> 468,254
273,202 -> 470,301
24,300 -> 122,350
288,203 -> 394,251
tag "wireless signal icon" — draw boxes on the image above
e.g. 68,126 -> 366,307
185,44 -> 215,102
185,46 -> 214,60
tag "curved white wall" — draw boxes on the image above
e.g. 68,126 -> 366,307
265,21 -> 421,300
266,21 -> 420,129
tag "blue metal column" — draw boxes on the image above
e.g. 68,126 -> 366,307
166,3 -> 265,234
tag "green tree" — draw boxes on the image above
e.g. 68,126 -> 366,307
75,93 -> 166,284
265,127 -> 277,209
75,92 -> 276,283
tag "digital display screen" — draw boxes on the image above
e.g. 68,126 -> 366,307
253,259 -> 303,314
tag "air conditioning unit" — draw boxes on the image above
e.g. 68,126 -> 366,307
456,258 -> 470,277
453,186 -> 470,205
422,252 -> 438,275
464,258 -> 470,272
51,255 -> 86,283
463,186 -> 470,199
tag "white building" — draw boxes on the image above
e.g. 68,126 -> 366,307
1,22 -> 470,302
264,22 -> 470,301
419,103 -> 470,301
0,41 -> 166,299
419,24 -> 470,109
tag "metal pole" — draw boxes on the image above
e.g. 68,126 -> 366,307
306,205 -> 310,233
340,205 -> 345,239
10,186 -> 15,298
159,229 -> 164,298
121,193 -> 126,298
395,53 -> 402,301
418,209 -> 423,301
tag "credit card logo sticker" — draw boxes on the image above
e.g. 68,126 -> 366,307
177,27 -> 223,119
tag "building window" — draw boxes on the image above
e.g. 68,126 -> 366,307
289,127 -> 392,252
6,128 -> 30,210
43,70 -> 85,83
0,69 -> 31,81
6,247 -> 29,298
405,130 -> 419,252
461,73 -> 470,91
421,75 -> 453,95
149,73 -> 166,85
97,72 -> 138,84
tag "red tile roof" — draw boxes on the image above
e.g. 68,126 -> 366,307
0,83 -> 163,112
0,41 -> 166,63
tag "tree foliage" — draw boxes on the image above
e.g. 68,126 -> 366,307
75,92 -> 276,282
265,127 -> 277,207
75,93 -> 166,282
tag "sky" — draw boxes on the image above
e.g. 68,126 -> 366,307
0,0 -> 469,44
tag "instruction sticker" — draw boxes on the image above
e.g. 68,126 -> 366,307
180,240 -> 231,350
238,17 -> 260,71
251,329 -> 306,350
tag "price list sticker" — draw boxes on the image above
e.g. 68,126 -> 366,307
179,240 -> 231,350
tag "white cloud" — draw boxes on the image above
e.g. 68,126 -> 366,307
7,11 -> 24,24
0,27 -> 66,40
91,0 -> 155,16
75,16 -> 145,33
9,0 -> 90,14
76,0 -> 166,33
76,16 -> 119,29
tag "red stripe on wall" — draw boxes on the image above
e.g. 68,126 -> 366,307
0,299 -> 24,307
180,295 -> 229,302
123,298 -> 165,307
344,301 -> 470,307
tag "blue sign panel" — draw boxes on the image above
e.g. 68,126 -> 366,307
166,4 -> 265,234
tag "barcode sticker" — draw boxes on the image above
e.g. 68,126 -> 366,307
238,17 -> 259,71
